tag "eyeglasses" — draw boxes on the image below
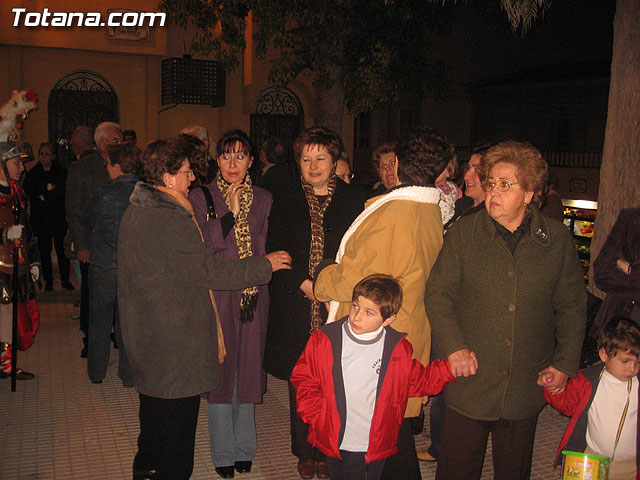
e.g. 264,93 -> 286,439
481,179 -> 519,192
337,173 -> 354,182
378,158 -> 396,171
177,169 -> 194,176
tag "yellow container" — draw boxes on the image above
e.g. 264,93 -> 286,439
560,450 -> 611,480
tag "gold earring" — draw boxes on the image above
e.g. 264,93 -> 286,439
169,184 -> 173,189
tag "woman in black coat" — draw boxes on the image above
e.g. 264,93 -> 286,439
263,126 -> 366,479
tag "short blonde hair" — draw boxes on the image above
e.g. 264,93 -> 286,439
479,141 -> 548,206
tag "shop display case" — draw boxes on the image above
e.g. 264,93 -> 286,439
562,199 -> 597,282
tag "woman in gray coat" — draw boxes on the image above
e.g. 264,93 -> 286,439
426,141 -> 587,480
118,138 -> 291,480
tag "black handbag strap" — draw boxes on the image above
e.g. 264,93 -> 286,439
200,186 -> 216,221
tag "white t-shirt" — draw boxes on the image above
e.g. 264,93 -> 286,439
586,369 -> 638,460
339,322 -> 386,452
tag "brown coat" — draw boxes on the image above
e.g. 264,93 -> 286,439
314,185 -> 444,417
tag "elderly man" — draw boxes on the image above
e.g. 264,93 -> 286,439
62,125 -> 95,170
66,122 -> 123,358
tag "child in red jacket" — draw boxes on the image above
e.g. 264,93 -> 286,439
543,317 -> 640,480
291,274 -> 473,480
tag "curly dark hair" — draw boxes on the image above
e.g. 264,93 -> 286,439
106,143 -> 142,176
395,126 -> 455,185
293,126 -> 343,165
142,138 -> 192,186
478,141 -> 548,207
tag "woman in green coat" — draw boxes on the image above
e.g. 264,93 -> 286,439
426,141 -> 587,480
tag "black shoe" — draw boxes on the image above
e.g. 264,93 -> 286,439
91,380 -> 102,384
0,368 -> 35,380
61,281 -> 75,290
44,283 -> 53,291
215,466 -> 235,478
133,469 -> 157,479
234,461 -> 252,473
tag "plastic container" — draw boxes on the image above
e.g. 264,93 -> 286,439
560,450 -> 611,480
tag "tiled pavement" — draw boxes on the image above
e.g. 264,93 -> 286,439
1,281 -> 568,479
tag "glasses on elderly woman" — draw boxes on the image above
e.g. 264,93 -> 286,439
481,179 -> 519,192
177,169 -> 195,176
378,158 -> 396,171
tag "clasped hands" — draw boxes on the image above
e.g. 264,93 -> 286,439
448,348 -> 569,395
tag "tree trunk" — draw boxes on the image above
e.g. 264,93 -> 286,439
315,66 -> 346,134
588,0 -> 640,297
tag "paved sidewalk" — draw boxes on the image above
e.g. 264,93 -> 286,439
0,287 -> 568,479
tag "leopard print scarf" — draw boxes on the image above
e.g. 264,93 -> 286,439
216,171 -> 258,323
301,172 -> 337,333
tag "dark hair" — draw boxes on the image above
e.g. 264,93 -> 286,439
599,317 -> 640,358
123,130 -> 137,142
293,126 -> 343,165
395,126 -> 454,185
142,138 -> 191,186
478,140 -> 548,207
471,142 -> 492,157
107,143 -> 141,175
38,142 -> 55,154
178,134 -> 209,181
216,129 -> 253,158
262,137 -> 288,165
352,274 -> 403,321
371,142 -> 395,169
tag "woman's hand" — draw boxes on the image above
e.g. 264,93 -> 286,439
266,250 -> 292,272
226,182 -> 246,216
617,257 -> 631,275
537,366 -> 568,394
448,348 -> 478,377
299,279 -> 316,301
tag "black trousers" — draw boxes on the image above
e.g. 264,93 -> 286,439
436,406 -> 538,480
79,261 -> 90,337
134,393 -> 200,480
380,418 -> 421,480
37,231 -> 70,284
328,451 -> 385,480
288,381 -> 326,462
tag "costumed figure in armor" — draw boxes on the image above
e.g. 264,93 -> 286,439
0,142 -> 40,380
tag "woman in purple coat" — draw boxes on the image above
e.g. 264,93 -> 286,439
189,130 -> 272,479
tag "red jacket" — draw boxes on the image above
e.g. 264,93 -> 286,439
545,363 -> 640,478
290,318 -> 454,463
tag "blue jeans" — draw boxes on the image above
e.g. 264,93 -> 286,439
207,382 -> 257,467
87,264 -> 132,386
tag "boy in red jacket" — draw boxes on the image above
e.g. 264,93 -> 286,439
291,274 -> 471,480
543,317 -> 640,480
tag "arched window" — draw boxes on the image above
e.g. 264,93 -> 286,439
48,71 -> 119,161
250,86 -> 303,155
